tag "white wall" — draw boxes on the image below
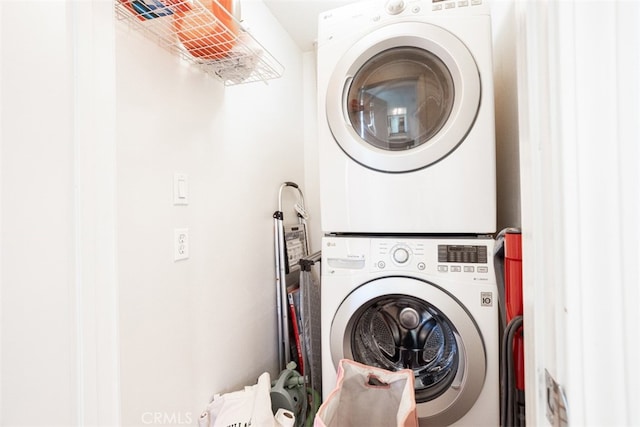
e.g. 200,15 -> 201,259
490,0 -> 521,231
302,50 -> 322,252
115,0 -> 306,425
1,3 -> 76,424
1,1 -> 306,426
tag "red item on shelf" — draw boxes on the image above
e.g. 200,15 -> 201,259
173,0 -> 238,60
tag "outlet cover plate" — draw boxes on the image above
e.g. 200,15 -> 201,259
174,228 -> 189,261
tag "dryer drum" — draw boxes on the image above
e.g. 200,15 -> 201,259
350,295 -> 460,403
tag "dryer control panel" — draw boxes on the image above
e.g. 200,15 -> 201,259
317,0 -> 491,49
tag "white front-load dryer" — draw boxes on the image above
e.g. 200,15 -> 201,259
321,235 -> 499,426
317,0 -> 496,234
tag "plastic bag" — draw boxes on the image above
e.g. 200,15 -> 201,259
314,359 -> 418,427
198,372 -> 295,427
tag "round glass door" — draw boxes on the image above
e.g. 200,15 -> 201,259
348,47 -> 454,152
330,276 -> 486,425
326,22 -> 481,172
350,294 -> 460,403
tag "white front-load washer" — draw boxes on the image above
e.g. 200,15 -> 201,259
321,235 -> 499,426
317,0 -> 496,234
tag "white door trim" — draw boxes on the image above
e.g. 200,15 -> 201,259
517,1 -> 640,425
70,1 -> 121,425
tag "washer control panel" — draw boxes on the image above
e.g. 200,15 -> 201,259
322,236 -> 493,279
370,238 -> 491,277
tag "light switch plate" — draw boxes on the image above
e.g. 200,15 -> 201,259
173,173 -> 188,205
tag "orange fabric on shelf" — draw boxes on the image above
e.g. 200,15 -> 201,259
173,0 -> 237,60
163,0 -> 191,13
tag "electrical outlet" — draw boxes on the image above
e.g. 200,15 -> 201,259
174,228 -> 189,261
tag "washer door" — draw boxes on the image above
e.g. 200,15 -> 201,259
326,22 -> 480,173
330,276 -> 486,425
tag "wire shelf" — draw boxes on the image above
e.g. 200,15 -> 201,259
115,0 -> 284,86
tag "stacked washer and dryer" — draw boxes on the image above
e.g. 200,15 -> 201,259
316,0 -> 499,426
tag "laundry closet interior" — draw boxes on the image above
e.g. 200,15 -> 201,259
1,1 -> 638,427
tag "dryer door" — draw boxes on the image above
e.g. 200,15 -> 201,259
330,276 -> 486,425
326,22 -> 480,173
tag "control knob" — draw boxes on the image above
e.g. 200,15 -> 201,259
385,0 -> 406,15
392,246 -> 410,264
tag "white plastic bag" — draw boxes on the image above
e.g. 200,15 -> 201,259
198,372 -> 295,427
314,359 -> 418,427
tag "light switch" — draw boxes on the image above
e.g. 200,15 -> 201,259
173,173 -> 188,205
